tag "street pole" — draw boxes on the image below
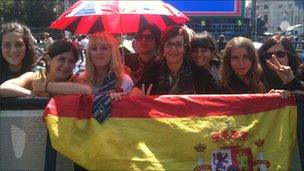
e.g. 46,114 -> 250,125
63,0 -> 70,38
252,0 -> 257,41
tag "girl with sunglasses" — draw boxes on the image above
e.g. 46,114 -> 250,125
220,36 -> 291,98
258,34 -> 304,91
124,24 -> 161,85
266,56 -> 304,91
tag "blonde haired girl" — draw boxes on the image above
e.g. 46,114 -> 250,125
77,32 -> 133,96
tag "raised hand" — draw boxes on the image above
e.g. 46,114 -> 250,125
266,56 -> 294,84
141,83 -> 153,95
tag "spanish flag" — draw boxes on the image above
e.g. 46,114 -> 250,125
44,94 -> 297,170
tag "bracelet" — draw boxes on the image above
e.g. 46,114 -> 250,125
45,81 -> 50,92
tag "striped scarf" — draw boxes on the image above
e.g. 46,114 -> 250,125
133,60 -> 145,85
92,72 -> 117,123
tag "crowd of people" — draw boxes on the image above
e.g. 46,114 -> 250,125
1,21 -> 303,100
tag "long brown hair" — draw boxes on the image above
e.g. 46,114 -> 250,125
0,22 -> 36,72
221,37 -> 265,93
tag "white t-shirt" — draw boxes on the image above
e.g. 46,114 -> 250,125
121,74 -> 135,94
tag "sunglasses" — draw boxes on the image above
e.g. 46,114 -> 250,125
264,50 -> 286,59
135,34 -> 155,41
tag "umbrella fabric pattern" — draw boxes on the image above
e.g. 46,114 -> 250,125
49,0 -> 189,34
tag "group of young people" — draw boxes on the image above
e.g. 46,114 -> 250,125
0,22 -> 303,100
126,24 -> 303,96
0,22 -> 133,101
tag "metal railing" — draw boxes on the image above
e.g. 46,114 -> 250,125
1,95 -> 303,170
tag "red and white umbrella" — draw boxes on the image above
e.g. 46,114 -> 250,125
49,0 -> 189,34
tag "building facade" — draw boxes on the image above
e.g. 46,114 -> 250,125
255,0 -> 303,33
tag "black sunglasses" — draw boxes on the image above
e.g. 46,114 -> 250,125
264,50 -> 286,59
135,34 -> 155,41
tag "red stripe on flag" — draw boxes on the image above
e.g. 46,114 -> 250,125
111,94 -> 296,118
43,95 -> 93,119
44,94 -> 295,119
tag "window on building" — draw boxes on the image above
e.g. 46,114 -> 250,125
288,4 -> 292,9
256,5 -> 260,10
264,5 -> 269,10
278,4 -> 283,9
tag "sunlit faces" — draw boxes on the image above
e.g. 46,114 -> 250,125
48,51 -> 76,80
266,43 -> 288,66
191,48 -> 212,67
1,32 -> 26,70
163,35 -> 185,65
230,47 -> 252,78
89,41 -> 112,67
135,29 -> 156,54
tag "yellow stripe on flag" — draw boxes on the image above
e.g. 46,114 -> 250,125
45,102 -> 297,170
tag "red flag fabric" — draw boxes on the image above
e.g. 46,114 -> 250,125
44,94 -> 297,170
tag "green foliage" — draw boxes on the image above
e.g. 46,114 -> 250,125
0,0 -> 63,27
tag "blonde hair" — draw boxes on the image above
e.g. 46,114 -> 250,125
85,32 -> 125,88
221,37 -> 265,93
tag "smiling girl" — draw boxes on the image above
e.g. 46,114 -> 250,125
76,32 -> 134,98
190,31 -> 222,81
0,22 -> 36,83
0,40 -> 92,97
130,25 -> 221,95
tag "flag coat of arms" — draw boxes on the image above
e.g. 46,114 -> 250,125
43,94 -> 297,170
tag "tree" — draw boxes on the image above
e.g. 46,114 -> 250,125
23,0 -> 63,27
0,0 -> 25,24
0,0 -> 63,27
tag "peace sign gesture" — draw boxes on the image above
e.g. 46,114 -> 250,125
141,83 -> 153,95
266,56 -> 295,84
129,83 -> 153,96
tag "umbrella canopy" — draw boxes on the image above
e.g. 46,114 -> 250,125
49,0 -> 189,34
